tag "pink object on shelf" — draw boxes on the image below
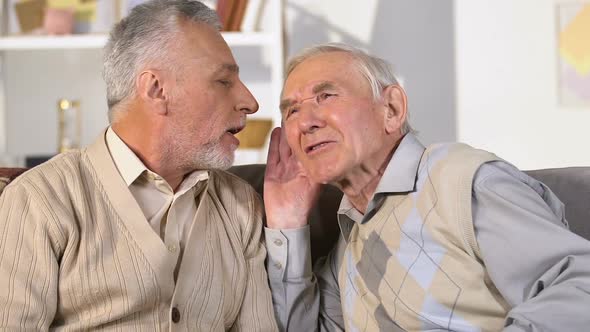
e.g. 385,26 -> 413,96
43,8 -> 75,35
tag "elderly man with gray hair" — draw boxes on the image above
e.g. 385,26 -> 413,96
264,43 -> 590,331
0,0 -> 278,330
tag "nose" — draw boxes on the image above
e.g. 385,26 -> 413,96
297,102 -> 325,134
235,80 -> 259,115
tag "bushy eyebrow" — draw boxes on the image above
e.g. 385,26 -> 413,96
311,81 -> 336,94
213,63 -> 239,75
279,99 -> 294,113
279,81 -> 337,113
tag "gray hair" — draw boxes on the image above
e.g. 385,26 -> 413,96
285,43 -> 412,135
103,0 -> 221,122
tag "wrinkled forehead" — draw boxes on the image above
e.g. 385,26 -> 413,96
282,52 -> 368,99
281,52 -> 371,100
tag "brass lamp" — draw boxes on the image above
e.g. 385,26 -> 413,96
57,99 -> 81,153
235,119 -> 273,149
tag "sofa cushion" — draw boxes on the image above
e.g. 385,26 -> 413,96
525,167 -> 590,241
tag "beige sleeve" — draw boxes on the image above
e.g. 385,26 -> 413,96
230,189 -> 279,332
0,181 -> 64,330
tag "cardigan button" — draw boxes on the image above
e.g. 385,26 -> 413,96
171,307 -> 181,323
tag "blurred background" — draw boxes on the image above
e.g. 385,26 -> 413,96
0,0 -> 588,169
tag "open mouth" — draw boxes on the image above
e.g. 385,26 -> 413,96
226,125 -> 245,135
305,141 -> 333,154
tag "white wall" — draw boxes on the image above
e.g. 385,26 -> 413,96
4,50 -> 108,158
455,0 -> 590,169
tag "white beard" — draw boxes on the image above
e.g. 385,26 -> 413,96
195,139 -> 235,170
163,134 -> 235,171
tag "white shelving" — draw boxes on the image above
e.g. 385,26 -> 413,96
0,1 -> 284,166
0,32 -> 275,50
0,35 -> 109,50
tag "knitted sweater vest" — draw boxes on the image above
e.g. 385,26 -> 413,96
340,143 -> 510,332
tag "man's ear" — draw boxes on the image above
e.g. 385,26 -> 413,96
137,70 -> 167,115
382,84 -> 408,135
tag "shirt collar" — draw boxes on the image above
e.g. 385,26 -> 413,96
176,171 -> 209,196
337,133 -> 426,228
374,132 -> 425,195
106,126 -> 147,186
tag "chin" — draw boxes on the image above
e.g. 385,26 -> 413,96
195,144 -> 235,170
212,151 -> 235,170
306,163 -> 342,185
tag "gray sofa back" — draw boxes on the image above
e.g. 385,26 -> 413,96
228,165 -> 590,262
525,167 -> 590,240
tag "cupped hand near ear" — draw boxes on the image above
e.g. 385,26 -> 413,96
263,127 -> 321,229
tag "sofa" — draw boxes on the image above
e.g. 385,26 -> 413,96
1,165 -> 589,262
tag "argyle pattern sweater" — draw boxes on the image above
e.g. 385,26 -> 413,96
340,143 -> 510,331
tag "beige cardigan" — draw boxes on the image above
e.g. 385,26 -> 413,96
0,131 -> 278,331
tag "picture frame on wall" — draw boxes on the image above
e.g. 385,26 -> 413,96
555,0 -> 590,108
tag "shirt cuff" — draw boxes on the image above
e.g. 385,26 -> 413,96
264,225 -> 313,281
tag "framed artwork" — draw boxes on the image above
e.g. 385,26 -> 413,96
556,1 -> 590,108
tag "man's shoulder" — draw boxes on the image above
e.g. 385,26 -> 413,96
208,168 -> 261,198
425,141 -> 497,159
207,169 -> 264,243
423,142 -> 499,169
3,150 -> 92,202
207,169 -> 264,217
417,142 -> 501,187
0,151 -> 89,232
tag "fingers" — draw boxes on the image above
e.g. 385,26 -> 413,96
266,127 -> 281,167
278,123 -> 292,161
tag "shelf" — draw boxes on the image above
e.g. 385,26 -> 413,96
0,32 -> 274,51
222,32 -> 274,46
0,35 -> 107,50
